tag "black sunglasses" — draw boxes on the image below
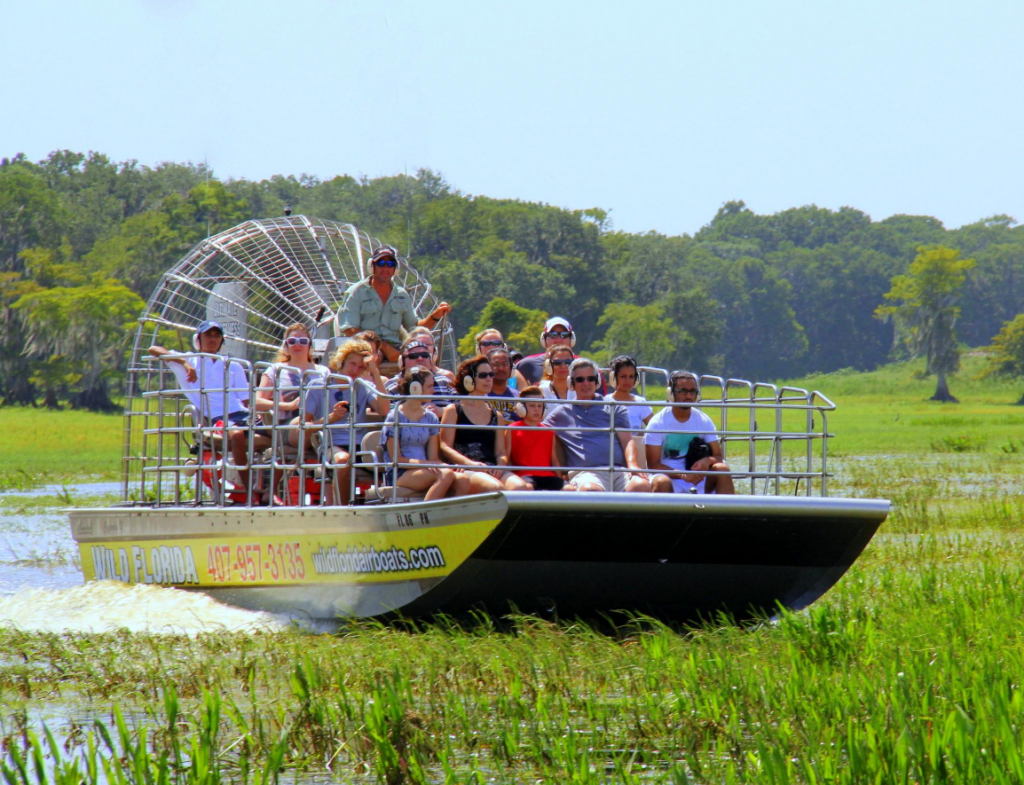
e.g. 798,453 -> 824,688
479,339 -> 504,347
673,387 -> 699,396
405,351 -> 431,360
475,371 -> 495,379
546,330 -> 572,339
573,375 -> 599,384
551,359 -> 572,366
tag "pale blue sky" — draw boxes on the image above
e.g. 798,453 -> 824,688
3,1 -> 1022,235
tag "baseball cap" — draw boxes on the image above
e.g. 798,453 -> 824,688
371,246 -> 398,264
196,320 -> 224,335
544,316 -> 572,333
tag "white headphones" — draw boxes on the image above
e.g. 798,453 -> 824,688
462,374 -> 475,393
514,401 -> 527,418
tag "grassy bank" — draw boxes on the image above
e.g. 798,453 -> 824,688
2,534 -> 1024,783
0,408 -> 122,490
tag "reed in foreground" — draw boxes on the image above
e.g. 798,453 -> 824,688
2,533 -> 1024,784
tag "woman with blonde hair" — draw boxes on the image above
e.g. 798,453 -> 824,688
228,323 -> 328,499
301,339 -> 388,505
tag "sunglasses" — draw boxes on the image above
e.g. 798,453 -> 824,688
405,351 -> 431,360
479,339 -> 504,347
673,387 -> 699,396
475,371 -> 495,379
573,375 -> 599,384
546,330 -> 572,339
374,259 -> 398,268
285,336 -> 310,346
551,358 -> 572,367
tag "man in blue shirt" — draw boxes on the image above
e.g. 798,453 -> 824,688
544,358 -> 650,493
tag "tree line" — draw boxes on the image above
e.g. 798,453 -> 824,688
2,150 -> 1023,410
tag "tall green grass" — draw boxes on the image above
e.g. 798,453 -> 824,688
3,533 -> 1024,783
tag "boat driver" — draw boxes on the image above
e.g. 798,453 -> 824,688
337,245 -> 452,363
644,371 -> 735,495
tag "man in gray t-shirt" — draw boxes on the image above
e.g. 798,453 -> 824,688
543,358 -> 650,493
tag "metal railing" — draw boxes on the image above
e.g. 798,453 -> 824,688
124,362 -> 836,508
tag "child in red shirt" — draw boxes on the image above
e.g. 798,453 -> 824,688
502,386 -> 567,491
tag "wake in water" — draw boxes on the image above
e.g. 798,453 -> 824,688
0,581 -> 292,634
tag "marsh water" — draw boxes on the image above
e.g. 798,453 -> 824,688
0,482 -> 289,633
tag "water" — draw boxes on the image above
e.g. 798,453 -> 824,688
0,482 -> 291,633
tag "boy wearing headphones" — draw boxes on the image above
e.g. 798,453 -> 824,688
147,320 -> 250,426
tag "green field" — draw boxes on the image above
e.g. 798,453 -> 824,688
2,358 -> 1024,783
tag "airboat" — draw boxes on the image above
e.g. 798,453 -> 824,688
68,216 -> 889,626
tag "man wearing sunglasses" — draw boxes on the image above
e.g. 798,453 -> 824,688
543,358 -> 650,493
515,316 -> 578,386
383,338 -> 457,415
644,371 -> 734,495
337,246 -> 452,363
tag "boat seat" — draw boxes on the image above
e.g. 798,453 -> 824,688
358,430 -> 427,504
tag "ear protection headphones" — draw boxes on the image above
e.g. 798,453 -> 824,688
514,401 -> 527,418
462,374 -> 475,393
543,358 -> 552,376
408,369 -> 424,397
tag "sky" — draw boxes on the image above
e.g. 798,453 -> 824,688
2,0 -> 1022,236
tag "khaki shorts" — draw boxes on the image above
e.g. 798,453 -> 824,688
568,469 -> 628,492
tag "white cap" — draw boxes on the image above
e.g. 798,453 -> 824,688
544,316 -> 572,333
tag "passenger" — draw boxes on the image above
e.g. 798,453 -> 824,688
302,340 -> 389,505
475,329 -> 528,389
337,245 -> 451,363
380,367 -> 456,501
515,316 -> 576,385
538,345 -> 576,412
404,326 -> 458,385
544,358 -> 650,493
230,323 -> 329,494
148,320 -> 250,428
604,355 -> 654,430
353,330 -> 384,367
440,356 -> 508,496
645,371 -> 735,495
485,347 -> 521,422
502,386 -> 566,492
384,338 -> 458,416
604,355 -> 654,471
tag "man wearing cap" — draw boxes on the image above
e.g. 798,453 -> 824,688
338,246 -> 452,363
148,320 -> 251,426
515,317 -> 578,386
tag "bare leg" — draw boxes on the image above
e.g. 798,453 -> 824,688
651,474 -> 674,493
705,461 -> 735,495
330,448 -> 352,505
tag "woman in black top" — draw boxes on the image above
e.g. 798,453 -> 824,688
440,356 -> 508,496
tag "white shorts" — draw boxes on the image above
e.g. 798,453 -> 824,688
568,469 -> 629,492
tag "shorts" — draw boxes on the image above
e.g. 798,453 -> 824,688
568,469 -> 629,492
668,476 -> 705,494
523,475 -> 564,491
226,410 -> 250,427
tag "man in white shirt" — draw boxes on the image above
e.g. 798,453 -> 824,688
644,370 -> 734,495
148,320 -> 251,424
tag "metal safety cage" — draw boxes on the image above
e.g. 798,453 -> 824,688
120,216 -> 454,504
